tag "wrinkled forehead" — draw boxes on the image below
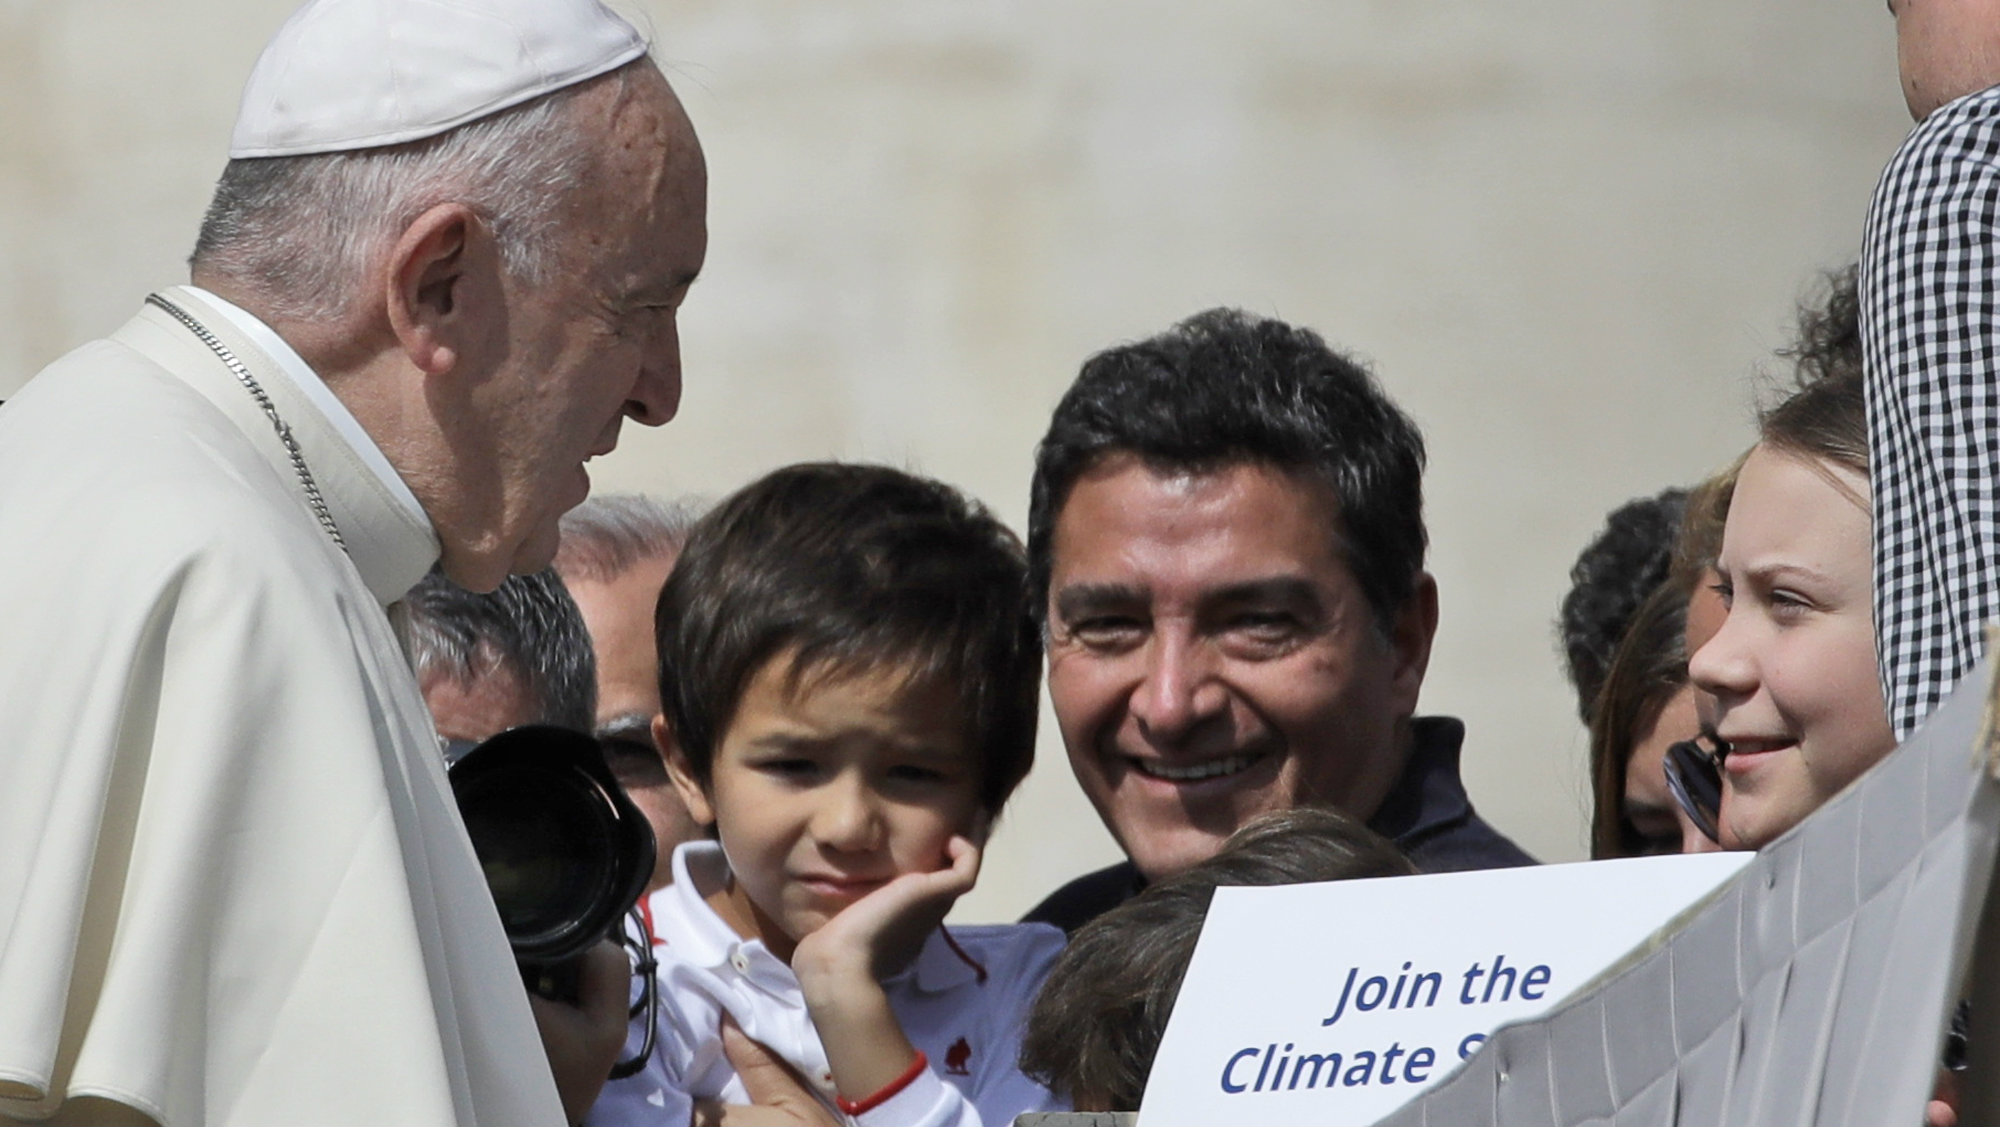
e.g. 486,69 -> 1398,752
610,65 -> 705,184
561,65 -> 707,273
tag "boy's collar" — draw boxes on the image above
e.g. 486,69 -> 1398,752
658,841 -> 779,970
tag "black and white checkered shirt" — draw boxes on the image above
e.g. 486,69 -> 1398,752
1860,85 -> 2000,740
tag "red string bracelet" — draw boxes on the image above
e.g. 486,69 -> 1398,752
834,1050 -> 928,1117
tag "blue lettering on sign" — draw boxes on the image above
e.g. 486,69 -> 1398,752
1287,1051 -> 1341,1090
1521,964 -> 1552,1000
1225,953 -> 1558,1095
1323,962 -> 1446,1026
1460,956 -> 1554,1005
1218,1040 -> 1441,1093
1220,1047 -> 1260,1093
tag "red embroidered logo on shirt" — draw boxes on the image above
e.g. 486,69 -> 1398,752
944,1037 -> 972,1075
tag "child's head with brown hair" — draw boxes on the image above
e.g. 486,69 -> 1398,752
1019,806 -> 1414,1111
652,462 -> 1039,957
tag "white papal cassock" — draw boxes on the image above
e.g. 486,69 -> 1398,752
0,287 -> 563,1126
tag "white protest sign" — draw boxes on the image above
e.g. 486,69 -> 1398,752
1137,852 -> 1751,1126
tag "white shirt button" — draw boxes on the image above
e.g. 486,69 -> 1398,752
730,951 -> 750,973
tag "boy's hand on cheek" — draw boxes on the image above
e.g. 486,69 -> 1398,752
788,836 -> 980,1108
792,835 -> 981,987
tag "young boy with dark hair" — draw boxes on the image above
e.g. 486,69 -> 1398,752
587,463 -> 1063,1126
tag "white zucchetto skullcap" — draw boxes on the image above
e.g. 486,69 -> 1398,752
229,0 -> 649,158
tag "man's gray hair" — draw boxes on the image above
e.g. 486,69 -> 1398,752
189,62 -> 637,324
554,493 -> 702,585
392,567 -> 597,733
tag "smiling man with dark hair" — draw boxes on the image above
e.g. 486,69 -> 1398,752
1024,308 -> 1534,933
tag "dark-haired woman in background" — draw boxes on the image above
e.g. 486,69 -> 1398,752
1588,580 -> 1708,857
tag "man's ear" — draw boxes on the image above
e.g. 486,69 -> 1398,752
655,713 -> 716,828
383,202 -> 482,377
1387,572 -> 1439,713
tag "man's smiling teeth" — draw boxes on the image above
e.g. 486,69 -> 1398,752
1133,752 -> 1262,782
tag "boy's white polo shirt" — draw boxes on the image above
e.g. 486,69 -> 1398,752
587,841 -> 1067,1127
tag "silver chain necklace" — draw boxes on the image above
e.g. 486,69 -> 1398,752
146,292 -> 347,553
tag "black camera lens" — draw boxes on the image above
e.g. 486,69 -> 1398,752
447,726 -> 655,966
459,765 -> 617,937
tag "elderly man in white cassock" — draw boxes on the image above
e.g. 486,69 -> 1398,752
0,0 -> 706,1124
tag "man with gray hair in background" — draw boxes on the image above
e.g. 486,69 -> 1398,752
555,495 -> 705,891
0,0 -> 705,1122
395,569 -> 600,745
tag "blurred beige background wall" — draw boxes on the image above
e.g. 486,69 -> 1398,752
1,1 -> 1913,922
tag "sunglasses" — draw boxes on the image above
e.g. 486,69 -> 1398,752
1663,734 -> 1729,845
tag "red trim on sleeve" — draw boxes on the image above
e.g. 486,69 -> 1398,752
834,1050 -> 929,1116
